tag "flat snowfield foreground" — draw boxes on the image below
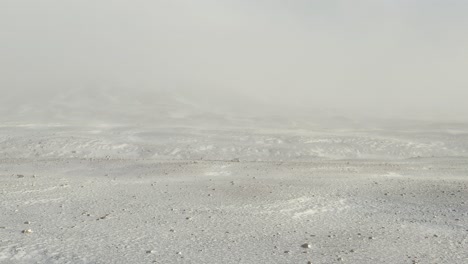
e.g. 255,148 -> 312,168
0,125 -> 467,263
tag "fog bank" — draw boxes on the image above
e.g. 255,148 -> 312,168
2,0 -> 468,123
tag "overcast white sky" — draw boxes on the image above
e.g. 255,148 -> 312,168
1,0 -> 468,120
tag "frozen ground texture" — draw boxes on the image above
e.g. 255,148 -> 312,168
1,121 -> 467,264
0,87 -> 468,264
1,122 -> 468,161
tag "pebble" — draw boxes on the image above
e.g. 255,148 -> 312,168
22,229 -> 33,234
97,214 -> 109,220
24,221 -> 31,225
301,243 -> 311,249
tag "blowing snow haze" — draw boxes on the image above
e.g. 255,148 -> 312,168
1,0 -> 468,124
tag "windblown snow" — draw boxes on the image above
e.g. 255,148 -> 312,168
0,92 -> 467,264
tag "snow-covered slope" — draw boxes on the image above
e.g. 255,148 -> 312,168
1,158 -> 467,264
1,123 -> 468,161
2,88 -> 468,264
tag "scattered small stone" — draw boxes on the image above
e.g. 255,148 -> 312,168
17,174 -> 25,178
307,261 -> 312,264
24,221 -> 31,225
368,236 -> 375,240
337,257 -> 344,261
301,243 -> 311,249
22,229 -> 33,234
284,251 -> 290,254
97,214 -> 109,220
146,250 -> 154,254
186,217 -> 192,220
176,252 -> 182,255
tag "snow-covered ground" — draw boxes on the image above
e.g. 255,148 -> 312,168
1,121 -> 468,161
1,88 -> 467,263
2,0 -> 468,262
1,120 -> 467,263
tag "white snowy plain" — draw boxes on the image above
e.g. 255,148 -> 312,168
1,120 -> 467,264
